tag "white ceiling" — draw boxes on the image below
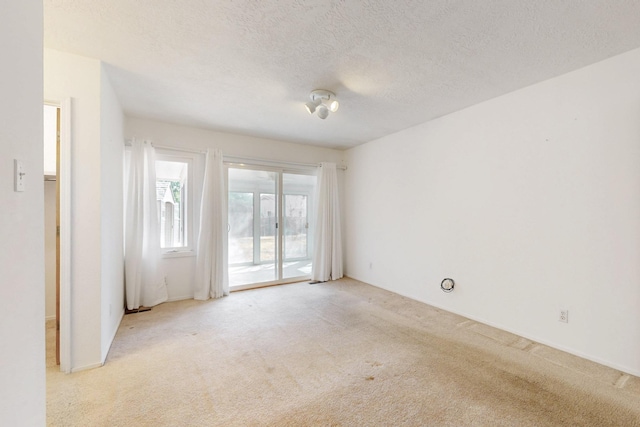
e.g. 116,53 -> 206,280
44,1 -> 640,150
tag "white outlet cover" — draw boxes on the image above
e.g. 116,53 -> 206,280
559,310 -> 569,323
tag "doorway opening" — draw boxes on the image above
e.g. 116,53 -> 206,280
43,103 -> 60,366
227,166 -> 316,289
44,99 -> 71,373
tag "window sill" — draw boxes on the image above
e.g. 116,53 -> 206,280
161,249 -> 195,259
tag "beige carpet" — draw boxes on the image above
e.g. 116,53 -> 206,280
47,278 -> 640,426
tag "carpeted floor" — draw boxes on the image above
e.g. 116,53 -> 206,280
46,278 -> 640,426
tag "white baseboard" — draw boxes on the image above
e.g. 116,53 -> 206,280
345,275 -> 640,378
70,362 -> 103,373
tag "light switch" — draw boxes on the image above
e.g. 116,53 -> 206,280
14,159 -> 25,192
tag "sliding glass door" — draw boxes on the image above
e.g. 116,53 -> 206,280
282,173 -> 315,280
228,168 -> 278,285
228,166 -> 316,288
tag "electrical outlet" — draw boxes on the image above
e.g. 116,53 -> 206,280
369,262 -> 373,270
559,309 -> 569,323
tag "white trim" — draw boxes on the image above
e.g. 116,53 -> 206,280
70,362 -> 103,373
276,174 -> 283,280
59,98 -> 72,374
230,277 -> 310,292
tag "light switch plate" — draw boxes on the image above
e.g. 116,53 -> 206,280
14,159 -> 25,192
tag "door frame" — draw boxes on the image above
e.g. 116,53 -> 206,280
46,98 -> 71,373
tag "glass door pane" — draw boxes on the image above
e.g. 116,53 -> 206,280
284,194 -> 308,259
228,192 -> 253,264
228,168 -> 278,286
282,173 -> 316,280
260,193 -> 276,262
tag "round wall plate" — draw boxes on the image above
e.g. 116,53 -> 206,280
441,278 -> 455,293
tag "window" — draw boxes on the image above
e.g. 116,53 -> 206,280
155,152 -> 193,255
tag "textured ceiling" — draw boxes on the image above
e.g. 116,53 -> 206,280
44,1 -> 640,149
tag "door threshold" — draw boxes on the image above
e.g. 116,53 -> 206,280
230,277 -> 310,292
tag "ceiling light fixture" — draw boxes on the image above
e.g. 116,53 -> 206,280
305,89 -> 339,119
305,98 -> 321,114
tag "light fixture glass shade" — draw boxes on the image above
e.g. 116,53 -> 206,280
304,99 -> 321,114
305,101 -> 317,114
327,99 -> 339,112
317,105 -> 329,119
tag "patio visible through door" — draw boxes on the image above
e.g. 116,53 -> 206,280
227,166 -> 316,288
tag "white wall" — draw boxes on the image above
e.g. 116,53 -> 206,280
45,48 -> 102,371
125,117 -> 345,299
45,49 -> 126,371
0,1 -> 46,425
100,66 -> 125,361
345,47 -> 640,376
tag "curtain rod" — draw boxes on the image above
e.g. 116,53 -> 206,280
124,140 -> 206,154
224,155 -> 347,171
152,143 -> 206,154
124,140 -> 346,170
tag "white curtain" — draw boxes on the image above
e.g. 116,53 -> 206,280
124,140 -> 168,310
312,162 -> 343,282
194,149 -> 228,300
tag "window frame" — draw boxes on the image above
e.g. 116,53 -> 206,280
155,150 -> 196,258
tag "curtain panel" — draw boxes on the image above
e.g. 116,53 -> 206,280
312,162 -> 343,282
124,140 -> 168,309
194,149 -> 228,300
